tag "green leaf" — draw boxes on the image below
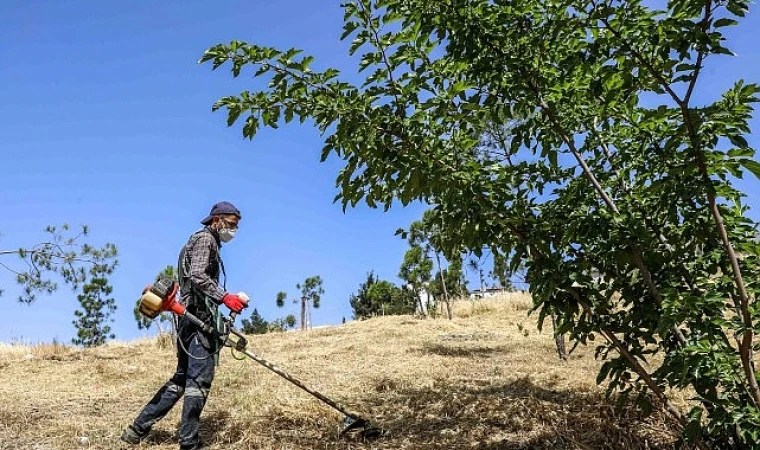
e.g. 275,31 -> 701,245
728,135 -> 750,148
741,160 -> 760,180
301,56 -> 315,71
714,18 -> 739,28
548,150 -> 557,169
727,2 -> 747,17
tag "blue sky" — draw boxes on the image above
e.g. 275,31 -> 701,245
0,1 -> 758,344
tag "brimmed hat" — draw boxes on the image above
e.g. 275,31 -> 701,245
201,201 -> 241,225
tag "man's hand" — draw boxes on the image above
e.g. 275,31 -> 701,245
222,292 -> 249,313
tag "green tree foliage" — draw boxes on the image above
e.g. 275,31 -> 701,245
445,257 -> 467,297
277,276 -> 324,330
298,275 -> 324,309
202,0 -> 760,445
430,257 -> 468,301
489,251 -> 514,292
240,307 -> 296,335
133,265 -> 177,333
399,209 -> 459,318
366,280 -> 395,311
268,314 -> 297,332
275,291 -> 287,308
0,224 -> 117,303
398,246 -> 433,317
241,308 -> 269,335
349,271 -> 378,319
298,275 -> 323,330
71,244 -> 118,347
350,271 -> 417,319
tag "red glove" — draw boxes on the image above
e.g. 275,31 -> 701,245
222,293 -> 248,313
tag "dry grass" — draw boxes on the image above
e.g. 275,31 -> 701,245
0,293 -> 689,449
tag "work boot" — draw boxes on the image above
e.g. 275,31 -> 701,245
120,425 -> 147,445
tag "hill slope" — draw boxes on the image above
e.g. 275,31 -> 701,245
0,294 -> 683,449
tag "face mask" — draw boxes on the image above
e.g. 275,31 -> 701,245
219,227 -> 236,243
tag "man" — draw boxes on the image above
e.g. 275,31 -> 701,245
121,201 -> 250,450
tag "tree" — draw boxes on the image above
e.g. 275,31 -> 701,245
0,224 -> 116,303
389,285 -> 418,315
368,279 -> 416,316
269,314 -> 297,332
366,280 -> 395,316
277,277 -> 324,330
398,246 -> 433,317
350,271 -> 417,319
430,256 -> 468,305
297,275 -> 323,330
349,271 -> 379,319
445,257 -> 467,298
241,308 -> 269,335
202,0 -> 760,445
71,243 -> 118,347
399,210 -> 458,318
240,306 -> 296,335
275,291 -> 287,308
133,265 -> 177,334
489,251 -> 514,292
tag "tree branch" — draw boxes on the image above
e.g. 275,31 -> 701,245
593,0 -> 760,408
535,95 -> 689,345
473,22 -> 691,347
0,260 -> 22,276
358,1 -> 403,110
684,0 -> 713,105
590,0 -> 685,109
602,331 -> 692,428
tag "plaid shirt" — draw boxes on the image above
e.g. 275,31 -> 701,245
178,227 -> 226,307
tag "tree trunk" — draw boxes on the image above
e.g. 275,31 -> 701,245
550,313 -> 567,360
435,252 -> 453,320
301,296 -> 306,331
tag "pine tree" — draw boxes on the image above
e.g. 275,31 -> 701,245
350,271 -> 416,319
0,224 -> 117,304
71,244 -> 118,347
241,308 -> 269,335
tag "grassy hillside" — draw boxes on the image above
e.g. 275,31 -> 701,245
0,294 -> 686,449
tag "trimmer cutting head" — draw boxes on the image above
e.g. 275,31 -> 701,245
341,416 -> 387,441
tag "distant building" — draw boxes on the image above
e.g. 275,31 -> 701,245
468,287 -> 507,299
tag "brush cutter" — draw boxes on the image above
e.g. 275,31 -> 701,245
138,276 -> 386,441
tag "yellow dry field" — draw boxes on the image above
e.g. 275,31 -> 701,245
0,294 -> 686,449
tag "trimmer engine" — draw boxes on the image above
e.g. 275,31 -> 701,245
138,275 -> 184,319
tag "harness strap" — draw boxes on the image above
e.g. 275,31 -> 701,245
176,228 -> 227,366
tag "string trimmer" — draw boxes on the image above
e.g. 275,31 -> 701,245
138,276 -> 386,440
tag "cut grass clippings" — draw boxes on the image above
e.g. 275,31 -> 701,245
0,293 -> 689,449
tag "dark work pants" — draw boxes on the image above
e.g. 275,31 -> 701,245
131,325 -> 216,448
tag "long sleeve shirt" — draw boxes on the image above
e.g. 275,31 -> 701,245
178,227 -> 226,307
